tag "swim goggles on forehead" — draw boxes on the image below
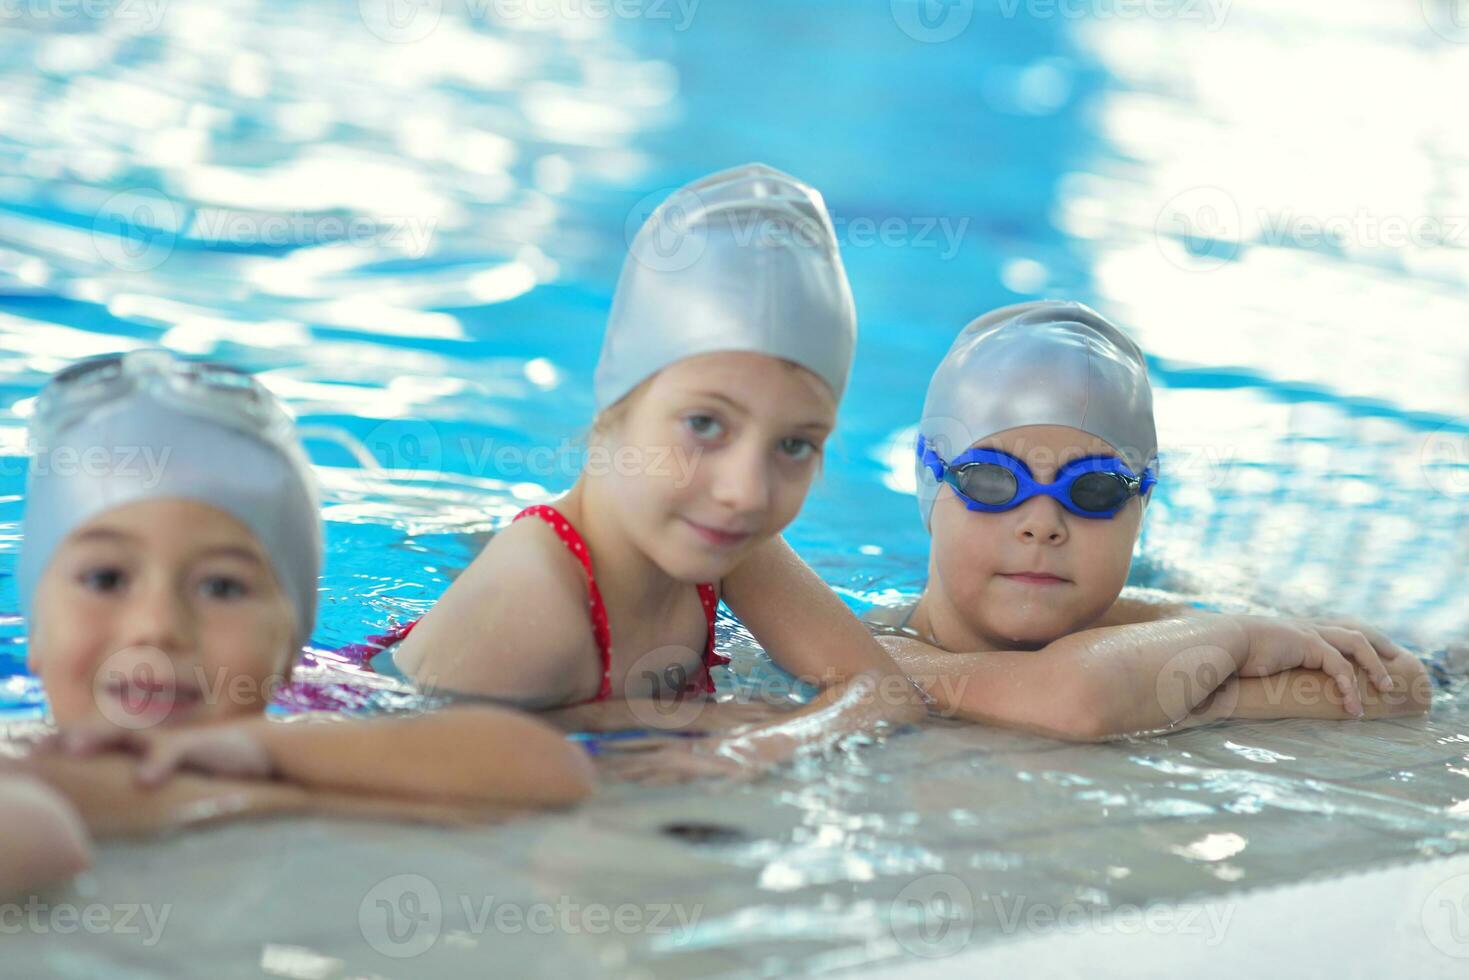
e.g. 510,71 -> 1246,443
917,434 -> 1156,519
33,349 -> 295,445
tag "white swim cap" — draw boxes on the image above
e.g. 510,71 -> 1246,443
17,350 -> 323,653
915,300 -> 1157,531
594,163 -> 857,411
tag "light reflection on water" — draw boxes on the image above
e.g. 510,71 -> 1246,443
1,0 -> 1468,975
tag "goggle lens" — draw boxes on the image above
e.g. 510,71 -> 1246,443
1069,471 -> 1132,512
953,463 -> 1018,506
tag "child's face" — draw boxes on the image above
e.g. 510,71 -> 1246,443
602,351 -> 836,581
927,424 -> 1143,648
27,498 -> 297,727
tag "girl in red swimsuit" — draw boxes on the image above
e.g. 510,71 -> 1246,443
393,165 -> 924,782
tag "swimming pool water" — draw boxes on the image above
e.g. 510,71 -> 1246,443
2,0 -> 1469,975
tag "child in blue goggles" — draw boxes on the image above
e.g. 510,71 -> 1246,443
869,300 -> 1426,740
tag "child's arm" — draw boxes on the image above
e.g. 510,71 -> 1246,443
0,772 -> 91,895
21,749 -> 523,839
54,705 -> 596,808
672,536 -> 926,773
882,614 -> 1401,740
1183,651 -> 1432,726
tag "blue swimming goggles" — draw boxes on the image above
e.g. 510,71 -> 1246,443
917,434 -> 1156,519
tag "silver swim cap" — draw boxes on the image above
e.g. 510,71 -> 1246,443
17,350 -> 322,653
594,163 -> 857,411
916,300 -> 1157,531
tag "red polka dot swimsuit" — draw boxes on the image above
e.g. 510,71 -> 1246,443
511,505 -> 727,702
374,505 -> 727,704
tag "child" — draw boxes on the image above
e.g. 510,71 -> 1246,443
873,301 -> 1430,738
19,349 -> 594,816
393,164 -> 924,779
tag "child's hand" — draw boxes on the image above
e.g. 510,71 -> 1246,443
1234,615 -> 1397,716
41,721 -> 275,787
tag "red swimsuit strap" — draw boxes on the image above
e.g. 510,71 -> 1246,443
513,505 -> 724,702
513,504 -> 614,701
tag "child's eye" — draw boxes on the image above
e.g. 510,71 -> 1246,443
684,414 -> 725,440
78,567 -> 126,593
779,437 -> 817,461
199,576 -> 249,601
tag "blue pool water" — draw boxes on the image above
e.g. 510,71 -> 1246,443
3,1 -> 1469,975
2,1 -> 1464,713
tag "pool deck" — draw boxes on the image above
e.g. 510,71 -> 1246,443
852,850 -> 1469,978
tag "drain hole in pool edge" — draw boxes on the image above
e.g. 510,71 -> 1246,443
660,821 -> 748,845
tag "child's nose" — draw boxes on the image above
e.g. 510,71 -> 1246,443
1013,495 -> 1069,544
120,581 -> 193,654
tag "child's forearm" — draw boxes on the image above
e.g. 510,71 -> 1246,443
1050,615 -> 1251,737
250,707 -> 595,807
22,751 -> 312,839
884,616 -> 1250,740
1187,655 -> 1432,725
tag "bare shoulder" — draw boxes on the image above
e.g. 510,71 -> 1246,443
397,515 -> 600,702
